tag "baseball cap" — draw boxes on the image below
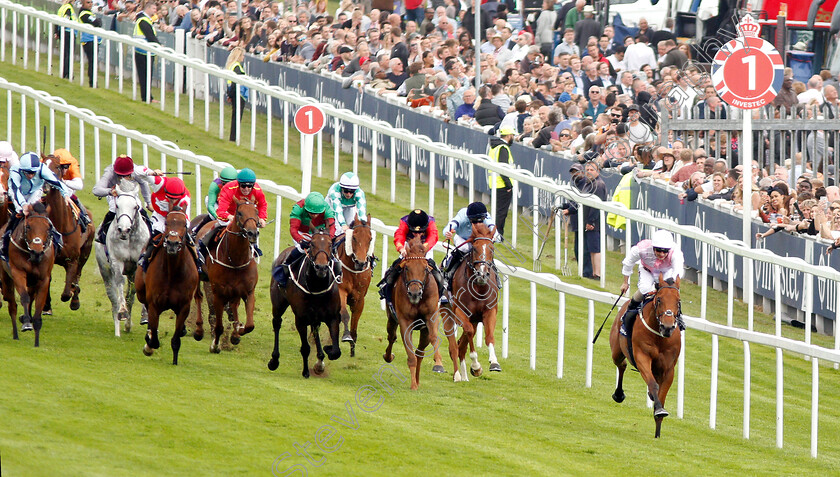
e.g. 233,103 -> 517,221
339,45 -> 353,54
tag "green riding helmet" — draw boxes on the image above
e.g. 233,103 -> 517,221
220,166 -> 238,182
237,168 -> 257,184
304,192 -> 327,214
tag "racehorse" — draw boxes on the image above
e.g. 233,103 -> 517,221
0,203 -> 57,347
95,180 -> 149,336
43,155 -> 94,311
609,274 -> 682,438
194,198 -> 260,352
135,205 -> 203,365
441,222 -> 501,382
335,214 -> 375,357
383,235 -> 440,390
267,229 -> 342,378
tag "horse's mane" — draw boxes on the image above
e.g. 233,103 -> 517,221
406,235 -> 425,255
32,202 -> 47,215
664,278 -> 675,286
171,205 -> 184,213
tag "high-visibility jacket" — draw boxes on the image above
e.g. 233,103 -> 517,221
133,13 -> 156,56
79,8 -> 101,44
607,171 -> 633,230
487,136 -> 513,189
226,61 -> 250,101
57,2 -> 76,33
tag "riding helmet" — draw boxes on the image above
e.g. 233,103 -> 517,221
339,171 -> 360,190
651,230 -> 675,250
237,168 -> 257,184
0,141 -> 19,164
407,209 -> 429,232
220,166 -> 238,182
113,155 -> 135,176
466,201 -> 487,220
53,148 -> 76,165
19,152 -> 41,172
163,177 -> 188,199
304,192 -> 327,214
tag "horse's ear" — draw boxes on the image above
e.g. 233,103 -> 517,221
234,197 -> 242,205
658,273 -> 665,285
675,275 -> 681,288
366,213 -> 371,225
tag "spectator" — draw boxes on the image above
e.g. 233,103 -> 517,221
574,5 -> 600,53
475,86 -> 505,126
624,35 -> 656,72
797,75 -> 824,105
658,39 -> 688,69
454,87 -> 477,120
582,160 -> 607,280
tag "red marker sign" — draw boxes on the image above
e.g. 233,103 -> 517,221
294,105 -> 326,135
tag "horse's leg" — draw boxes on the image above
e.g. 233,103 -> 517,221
267,289 -> 288,371
171,303 -> 190,365
192,284 -> 203,342
349,291 -> 365,345
240,289 -> 256,336
209,290 -> 225,354
439,306 -> 461,381
383,313 -> 397,363
1,268 -> 17,340
484,308 -> 501,372
654,364 -> 676,438
31,275 -> 52,348
194,281 -> 210,342
312,324 -> 326,375
60,258 -> 78,303
324,311 -> 342,361
634,351 -> 665,434
109,261 -> 126,336
11,268 -> 32,333
611,336 -> 628,403
398,318 -> 419,390
229,297 -> 242,346
339,290 -> 353,344
297,322 -> 312,379
415,326 -> 430,389
143,304 -> 160,356
71,232 -> 94,310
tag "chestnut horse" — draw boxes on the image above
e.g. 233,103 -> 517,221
194,198 -> 260,352
335,214 -> 375,357
442,222 -> 501,382
43,155 -> 94,310
267,229 -> 342,378
135,206 -> 203,365
609,275 -> 682,438
0,203 -> 57,347
383,235 -> 440,390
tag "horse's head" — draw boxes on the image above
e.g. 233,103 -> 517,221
345,213 -> 374,271
22,204 -> 52,263
163,205 -> 189,255
232,198 -> 260,244
653,274 -> 681,338
114,182 -> 141,241
308,229 -> 333,278
468,222 -> 496,286
401,235 -> 430,305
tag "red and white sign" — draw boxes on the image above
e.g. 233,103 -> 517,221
711,14 -> 783,110
294,105 -> 325,135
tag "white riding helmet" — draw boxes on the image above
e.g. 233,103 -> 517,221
0,141 -> 18,164
651,230 -> 675,250
339,172 -> 360,190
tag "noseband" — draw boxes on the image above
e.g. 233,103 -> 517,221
639,285 -> 681,338
467,236 -> 495,275
115,192 -> 141,231
401,255 -> 430,293
164,210 -> 188,252
12,214 -> 53,257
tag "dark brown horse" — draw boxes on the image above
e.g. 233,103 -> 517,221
135,205 -> 203,365
267,229 -> 342,378
383,235 -> 440,390
43,155 -> 94,310
0,203 -> 57,347
609,275 -> 682,438
194,198 -> 260,352
335,214 -> 374,357
442,222 -> 501,382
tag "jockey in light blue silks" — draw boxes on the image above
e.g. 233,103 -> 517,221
440,201 -> 501,293
0,152 -> 71,261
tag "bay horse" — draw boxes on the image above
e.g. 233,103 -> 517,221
441,222 -> 501,382
383,235 -> 440,390
43,155 -> 94,311
267,229 -> 342,378
135,205 -> 203,365
194,198 -> 260,352
0,203 -> 57,347
335,214 -> 375,357
95,180 -> 149,336
609,274 -> 682,438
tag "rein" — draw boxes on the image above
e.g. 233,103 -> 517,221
401,255 -> 430,293
11,214 -> 53,255
340,222 -> 374,274
208,208 -> 260,269
637,285 -> 681,339
288,240 -> 341,295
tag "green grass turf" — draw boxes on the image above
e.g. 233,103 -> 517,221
0,59 -> 839,475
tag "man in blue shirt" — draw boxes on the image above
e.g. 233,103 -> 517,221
454,88 -> 477,121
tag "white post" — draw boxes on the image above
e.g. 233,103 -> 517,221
203,72 -> 209,131
743,342 -> 751,439
390,139 -> 396,203
352,123 -> 358,174
811,357 -> 819,458
502,276 -> 509,359
677,331 -> 685,419
410,145 -> 416,210
710,334 -> 719,429
742,110 -> 752,248
301,133 -> 314,196
448,156 -> 455,220
316,130 -> 322,178
701,242 -> 708,320
727,251 -> 734,326
529,281 -> 536,370
105,40 -> 110,90
332,116 -> 339,173
284,101 -> 290,164
78,119 -> 85,176
35,18 -> 40,73
429,152 -> 435,215
273,195 -> 282,259
94,127 -> 101,181
557,292 -> 565,379
159,57 -> 166,111
250,88 -> 257,151
19,95 -> 25,153
371,131 -> 378,193
219,77 -> 225,139
267,99 -> 273,156
585,300 -> 594,388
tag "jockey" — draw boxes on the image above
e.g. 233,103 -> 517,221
0,141 -> 20,171
441,201 -> 500,286
619,229 -> 685,337
51,148 -> 91,232
272,191 -> 337,287
0,152 -> 70,261
377,209 -> 445,303
92,154 -> 158,244
206,166 -> 238,220
326,171 -> 368,234
200,168 -> 267,253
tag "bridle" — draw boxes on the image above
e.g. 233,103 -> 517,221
164,209 -> 188,254
401,255 -> 430,294
638,285 -> 681,338
341,221 -> 375,273
467,236 -> 496,280
114,192 -> 141,236
289,231 -> 340,295
209,201 -> 260,269
11,214 -> 53,259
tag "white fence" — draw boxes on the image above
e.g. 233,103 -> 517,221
2,75 -> 840,457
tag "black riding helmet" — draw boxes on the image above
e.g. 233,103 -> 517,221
407,209 -> 429,232
466,201 -> 487,222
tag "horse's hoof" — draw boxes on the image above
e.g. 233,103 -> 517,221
654,408 -> 670,418
61,293 -> 71,302
142,344 -> 153,356
210,344 -> 221,354
432,365 -> 446,373
612,392 -> 626,403
193,330 -> 204,341
302,371 -> 310,379
118,310 -> 129,322
453,371 -> 462,383
20,322 -> 33,332
179,328 -> 187,338
313,362 -> 325,375
70,297 -> 80,311
41,309 -> 52,316
140,317 -> 148,326
341,330 -> 354,343
230,334 -> 241,346
470,366 -> 483,377
124,322 -> 131,334
489,363 -> 502,372
267,357 -> 279,371
383,353 -> 395,363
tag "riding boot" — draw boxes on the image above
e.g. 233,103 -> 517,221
72,196 -> 90,233
139,208 -> 153,236
96,210 -> 116,244
429,258 -> 447,304
621,298 -> 643,337
138,234 -> 160,271
193,243 -> 208,282
1,214 -> 22,262
273,247 -> 305,287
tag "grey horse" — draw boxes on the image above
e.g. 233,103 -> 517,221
95,180 -> 150,336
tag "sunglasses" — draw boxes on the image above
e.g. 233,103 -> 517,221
610,114 -> 621,118
559,133 -> 570,137
341,188 -> 355,194
653,247 -> 670,254
591,90 -> 601,94
239,182 -> 255,188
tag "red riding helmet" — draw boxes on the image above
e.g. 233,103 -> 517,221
163,177 -> 187,199
113,155 -> 135,176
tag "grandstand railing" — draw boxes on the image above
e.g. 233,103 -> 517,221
2,75 -> 839,458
